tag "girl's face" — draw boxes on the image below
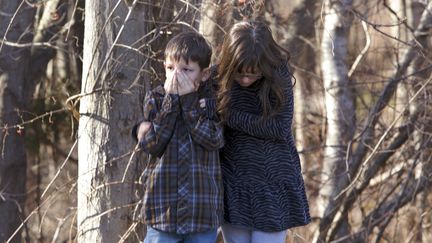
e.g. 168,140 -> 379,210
234,66 -> 263,87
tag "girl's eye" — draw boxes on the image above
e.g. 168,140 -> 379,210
166,66 -> 174,70
183,68 -> 192,72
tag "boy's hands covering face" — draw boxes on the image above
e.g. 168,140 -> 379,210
164,72 -> 178,94
164,57 -> 205,96
176,71 -> 199,96
164,71 -> 198,95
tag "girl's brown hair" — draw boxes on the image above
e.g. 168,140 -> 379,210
217,20 -> 292,122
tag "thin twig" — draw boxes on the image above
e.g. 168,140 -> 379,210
118,222 -> 139,243
337,74 -> 432,199
348,20 -> 371,78
351,8 -> 418,48
88,0 -> 139,91
0,39 -> 66,51
122,144 -> 140,182
2,108 -> 67,130
41,139 -> 77,198
81,0 -> 123,89
0,1 -> 25,52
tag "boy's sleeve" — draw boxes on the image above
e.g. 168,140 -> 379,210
138,89 -> 180,157
179,92 -> 224,151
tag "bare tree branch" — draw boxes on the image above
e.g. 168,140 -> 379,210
349,1 -> 432,197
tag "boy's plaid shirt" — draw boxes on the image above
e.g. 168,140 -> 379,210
137,82 -> 224,234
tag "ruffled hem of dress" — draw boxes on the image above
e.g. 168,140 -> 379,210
223,180 -> 311,231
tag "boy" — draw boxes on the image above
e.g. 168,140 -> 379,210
132,31 -> 223,243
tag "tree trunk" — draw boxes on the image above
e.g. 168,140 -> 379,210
388,0 -> 410,125
199,0 -> 232,62
0,2 -> 35,242
77,1 -> 148,242
315,0 -> 355,242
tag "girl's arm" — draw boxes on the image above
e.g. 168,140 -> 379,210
228,85 -> 294,141
137,89 -> 180,157
180,92 -> 224,151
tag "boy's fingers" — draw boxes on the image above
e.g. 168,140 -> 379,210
177,74 -> 183,88
175,81 -> 179,91
168,74 -> 175,93
180,72 -> 198,90
199,99 -> 205,108
137,122 -> 151,141
140,122 -> 151,132
176,72 -> 185,84
178,71 -> 190,83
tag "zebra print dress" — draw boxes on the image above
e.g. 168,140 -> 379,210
220,72 -> 311,232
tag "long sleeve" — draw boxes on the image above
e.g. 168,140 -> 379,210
227,85 -> 293,141
138,89 -> 180,157
180,92 -> 224,151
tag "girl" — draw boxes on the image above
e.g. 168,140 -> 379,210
217,21 -> 311,243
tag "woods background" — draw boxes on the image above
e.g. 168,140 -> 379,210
1,0 -> 431,242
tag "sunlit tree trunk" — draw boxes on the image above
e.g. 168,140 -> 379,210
315,0 -> 355,242
77,1 -> 147,242
388,0 -> 411,125
199,0 -> 232,62
293,62 -> 314,169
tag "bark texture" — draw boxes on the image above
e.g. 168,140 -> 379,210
315,0 -> 355,242
77,1 -> 147,242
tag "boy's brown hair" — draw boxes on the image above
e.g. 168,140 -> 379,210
164,31 -> 212,70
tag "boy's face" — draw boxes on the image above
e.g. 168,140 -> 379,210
164,57 -> 209,87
